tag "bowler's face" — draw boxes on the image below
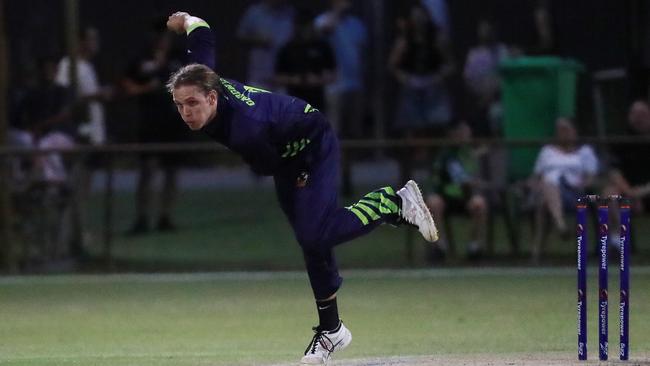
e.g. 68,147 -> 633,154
172,85 -> 218,130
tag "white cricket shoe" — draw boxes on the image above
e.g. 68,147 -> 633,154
397,180 -> 439,242
300,322 -> 352,365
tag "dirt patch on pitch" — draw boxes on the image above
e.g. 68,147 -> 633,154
325,353 -> 650,366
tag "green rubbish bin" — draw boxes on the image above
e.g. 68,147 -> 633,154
499,56 -> 584,181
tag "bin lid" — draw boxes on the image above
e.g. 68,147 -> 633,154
499,56 -> 584,75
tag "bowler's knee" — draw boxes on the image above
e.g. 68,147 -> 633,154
296,230 -> 326,252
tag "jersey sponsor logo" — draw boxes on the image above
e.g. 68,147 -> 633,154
243,85 -> 271,94
304,104 -> 319,113
220,80 -> 269,106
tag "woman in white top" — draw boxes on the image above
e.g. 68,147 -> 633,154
530,117 -> 599,262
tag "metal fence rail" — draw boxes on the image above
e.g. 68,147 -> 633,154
2,135 -> 650,156
0,136 -> 647,272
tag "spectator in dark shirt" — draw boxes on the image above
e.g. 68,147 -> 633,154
237,0 -> 295,90
275,10 -> 336,111
122,26 -> 187,234
11,58 -> 75,187
425,121 -> 488,261
604,100 -> 650,202
603,100 -> 650,248
389,2 -> 454,135
12,58 -> 72,137
9,58 -> 76,261
315,0 -> 367,138
529,0 -> 557,55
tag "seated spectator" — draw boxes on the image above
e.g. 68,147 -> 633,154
9,58 -> 76,263
425,121 -> 488,261
10,57 -> 75,187
528,117 -> 599,263
602,100 -> 650,248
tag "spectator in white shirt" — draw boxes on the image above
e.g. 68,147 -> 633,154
54,27 -> 112,257
55,27 -> 110,146
237,0 -> 295,90
529,117 -> 599,263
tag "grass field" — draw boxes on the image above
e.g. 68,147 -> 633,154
74,187 -> 650,271
83,187 -> 441,271
1,268 -> 649,365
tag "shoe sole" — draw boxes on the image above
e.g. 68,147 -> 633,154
405,180 -> 439,242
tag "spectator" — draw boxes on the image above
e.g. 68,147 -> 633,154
55,27 -> 110,146
275,10 -> 336,111
602,100 -> 650,248
425,121 -> 488,261
55,26 -> 112,256
122,25 -> 187,234
12,58 -> 74,142
19,59 -> 75,187
529,0 -> 557,55
9,58 -> 76,262
463,19 -> 510,137
420,0 -> 451,38
10,58 -> 75,187
237,0 -> 295,90
529,117 -> 599,263
315,0 -> 368,197
315,0 -> 368,138
389,2 -> 454,135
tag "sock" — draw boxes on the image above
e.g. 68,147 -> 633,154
316,297 -> 340,331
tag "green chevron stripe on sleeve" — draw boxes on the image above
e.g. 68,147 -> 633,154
304,104 -> 319,113
243,85 -> 271,94
354,203 -> 380,221
281,144 -> 291,158
347,207 -> 369,225
280,139 -> 312,159
290,141 -> 300,157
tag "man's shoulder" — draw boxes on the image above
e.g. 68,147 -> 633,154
343,15 -> 366,30
577,144 -> 596,155
219,78 -> 293,110
243,3 -> 264,16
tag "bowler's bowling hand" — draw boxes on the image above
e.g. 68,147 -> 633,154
167,12 -> 189,34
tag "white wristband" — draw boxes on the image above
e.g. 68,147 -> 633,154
184,15 -> 204,29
